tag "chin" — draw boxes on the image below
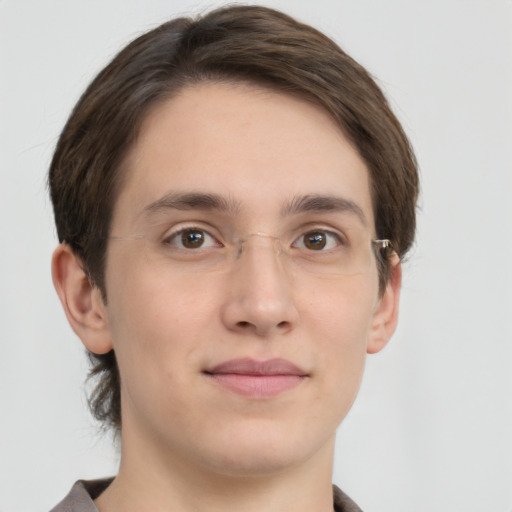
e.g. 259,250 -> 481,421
196,421 -> 335,478
205,447 -> 304,478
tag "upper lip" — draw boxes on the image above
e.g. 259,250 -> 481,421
205,358 -> 308,376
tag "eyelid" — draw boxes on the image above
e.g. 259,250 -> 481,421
156,221 -> 351,247
161,223 -> 223,247
292,222 -> 349,241
291,228 -> 346,250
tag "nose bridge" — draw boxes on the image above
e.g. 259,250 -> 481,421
236,232 -> 282,260
223,232 -> 298,336
235,232 -> 290,296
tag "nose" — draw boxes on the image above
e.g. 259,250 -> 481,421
220,234 -> 299,337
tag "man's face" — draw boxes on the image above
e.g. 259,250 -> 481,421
100,82 -> 397,475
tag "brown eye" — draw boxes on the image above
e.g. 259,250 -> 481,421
181,229 -> 205,248
165,228 -> 219,249
303,231 -> 327,250
292,230 -> 342,251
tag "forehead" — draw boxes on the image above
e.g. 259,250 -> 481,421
113,82 -> 374,230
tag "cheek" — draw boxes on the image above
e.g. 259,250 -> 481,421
104,256 -> 217,374
290,278 -> 378,436
304,274 -> 378,338
103,264 -> 214,419
303,276 -> 378,380
107,250 -> 214,328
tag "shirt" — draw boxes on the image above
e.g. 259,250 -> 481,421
50,478 -> 363,512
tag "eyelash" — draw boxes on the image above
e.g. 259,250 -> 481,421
292,230 -> 345,251
161,225 -> 346,251
162,226 -> 222,249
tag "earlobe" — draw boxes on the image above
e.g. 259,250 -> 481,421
51,243 -> 113,354
367,256 -> 402,354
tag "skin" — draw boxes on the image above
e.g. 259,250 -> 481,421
52,82 -> 401,512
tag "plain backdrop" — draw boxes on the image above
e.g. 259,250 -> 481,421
1,1 -> 511,511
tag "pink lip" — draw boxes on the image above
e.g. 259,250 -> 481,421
204,358 -> 308,398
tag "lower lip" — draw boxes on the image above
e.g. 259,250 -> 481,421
207,374 -> 305,398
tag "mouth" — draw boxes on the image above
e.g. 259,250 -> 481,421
203,358 -> 308,398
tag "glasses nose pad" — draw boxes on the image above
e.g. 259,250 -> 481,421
235,232 -> 283,261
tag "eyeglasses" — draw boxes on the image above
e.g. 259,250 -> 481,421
109,223 -> 393,277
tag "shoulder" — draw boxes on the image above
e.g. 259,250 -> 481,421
49,479 -> 113,512
50,479 -> 360,512
333,484 -> 364,512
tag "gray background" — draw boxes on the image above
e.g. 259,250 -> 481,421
1,1 -> 511,511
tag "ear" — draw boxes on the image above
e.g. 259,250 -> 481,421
51,243 -> 113,354
367,255 -> 402,354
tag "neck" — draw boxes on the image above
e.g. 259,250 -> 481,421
95,425 -> 336,512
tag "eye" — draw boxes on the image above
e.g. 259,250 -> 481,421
292,230 -> 342,251
165,228 -> 220,249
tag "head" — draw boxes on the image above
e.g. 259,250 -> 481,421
49,5 -> 418,439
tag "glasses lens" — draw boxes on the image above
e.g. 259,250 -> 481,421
109,226 -> 381,277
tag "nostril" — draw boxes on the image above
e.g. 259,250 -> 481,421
237,321 -> 251,329
277,321 -> 289,329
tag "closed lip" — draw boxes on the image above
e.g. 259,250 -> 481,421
203,358 -> 308,398
204,357 -> 308,376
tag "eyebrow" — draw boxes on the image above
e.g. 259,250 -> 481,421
140,191 -> 368,226
281,194 -> 368,226
141,191 -> 242,217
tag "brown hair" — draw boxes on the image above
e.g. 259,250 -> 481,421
49,5 -> 419,430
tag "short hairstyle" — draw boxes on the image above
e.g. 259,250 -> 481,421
49,5 -> 419,430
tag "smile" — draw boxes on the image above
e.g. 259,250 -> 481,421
204,358 -> 308,398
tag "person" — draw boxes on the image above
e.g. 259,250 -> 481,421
48,4 -> 418,512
